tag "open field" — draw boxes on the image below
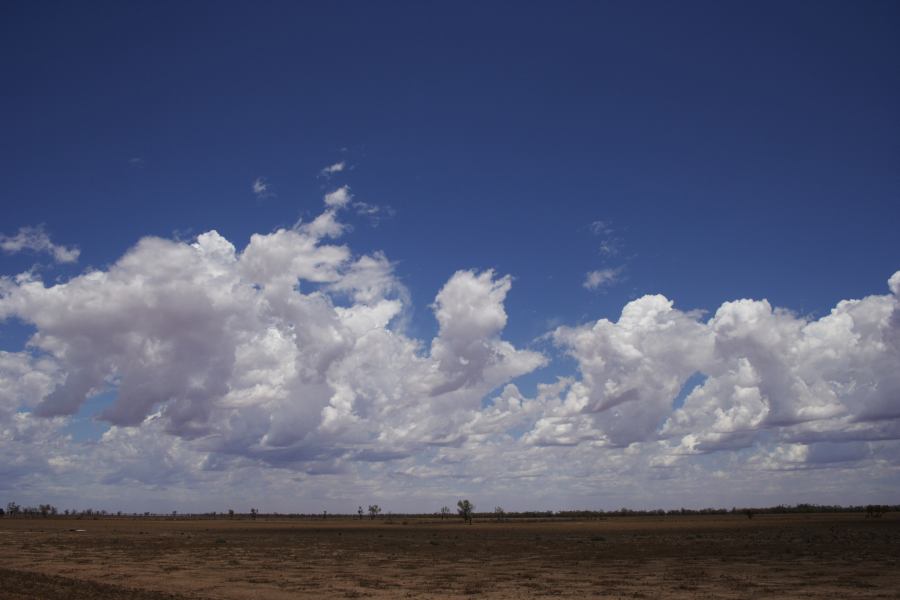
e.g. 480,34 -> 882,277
1,513 -> 898,599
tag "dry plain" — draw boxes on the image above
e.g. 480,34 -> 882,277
0,513 -> 898,599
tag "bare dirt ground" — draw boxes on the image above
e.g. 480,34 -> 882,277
0,513 -> 898,599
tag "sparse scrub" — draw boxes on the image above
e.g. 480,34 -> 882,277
457,499 -> 474,524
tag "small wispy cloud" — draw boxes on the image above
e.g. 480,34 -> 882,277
128,157 -> 145,168
589,220 -> 613,236
353,201 -> 395,227
252,177 -> 274,200
0,225 -> 80,264
589,219 -> 621,257
320,161 -> 346,178
353,201 -> 378,216
583,267 -> 622,290
598,239 -> 619,257
324,185 -> 352,208
320,185 -> 393,226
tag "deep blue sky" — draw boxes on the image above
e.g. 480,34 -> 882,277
3,0 -> 898,346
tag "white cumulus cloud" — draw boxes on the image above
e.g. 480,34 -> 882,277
0,195 -> 545,474
252,177 -> 273,199
320,161 -> 346,177
583,268 -> 621,290
324,185 -> 352,208
1,188 -> 898,510
529,273 -> 900,470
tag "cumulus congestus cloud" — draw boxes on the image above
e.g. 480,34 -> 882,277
0,190 -> 545,471
533,277 -> 900,465
0,188 -> 898,507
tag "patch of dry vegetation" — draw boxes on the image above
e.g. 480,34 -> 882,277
1,513 -> 898,599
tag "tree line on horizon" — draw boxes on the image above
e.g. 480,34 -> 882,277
2,500 -> 895,520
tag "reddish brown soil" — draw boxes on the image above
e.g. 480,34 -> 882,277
1,513 -> 898,599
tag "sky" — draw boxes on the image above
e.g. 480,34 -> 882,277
1,1 -> 898,514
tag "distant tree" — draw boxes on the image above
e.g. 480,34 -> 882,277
6,502 -> 19,517
358,506 -> 364,520
250,508 -> 258,520
228,509 -> 235,518
440,506 -> 451,520
0,508 -> 4,517
494,506 -> 505,522
368,505 -> 382,520
457,499 -> 474,524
